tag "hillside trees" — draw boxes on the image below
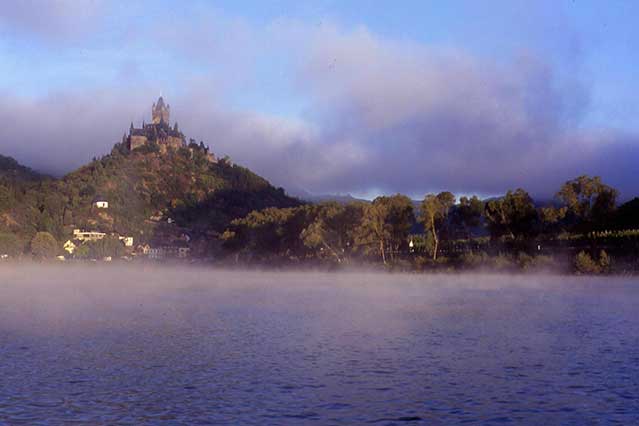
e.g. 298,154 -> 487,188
0,232 -> 23,256
86,236 -> 125,259
0,184 -> 15,211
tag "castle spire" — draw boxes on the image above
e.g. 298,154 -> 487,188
152,96 -> 170,124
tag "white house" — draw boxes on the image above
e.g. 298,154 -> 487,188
93,196 -> 109,209
73,229 -> 106,242
119,236 -> 134,247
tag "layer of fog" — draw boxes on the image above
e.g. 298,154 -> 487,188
0,264 -> 630,337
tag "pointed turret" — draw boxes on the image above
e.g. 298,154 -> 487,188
152,96 -> 170,124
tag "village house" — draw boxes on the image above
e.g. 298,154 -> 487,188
147,243 -> 191,260
119,236 -> 134,247
70,229 -> 133,254
73,229 -> 106,242
93,196 -> 109,209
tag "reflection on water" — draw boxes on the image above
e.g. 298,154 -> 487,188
0,266 -> 638,425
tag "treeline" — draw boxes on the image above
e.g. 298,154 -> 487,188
221,175 -> 639,273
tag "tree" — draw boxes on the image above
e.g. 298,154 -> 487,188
223,206 -> 308,261
74,244 -> 90,259
30,232 -> 58,259
452,195 -> 483,239
484,189 -> 537,239
0,233 -> 22,257
300,202 -> 365,263
87,236 -> 124,259
420,192 -> 455,260
0,184 -> 14,211
538,206 -> 568,234
557,175 -> 618,231
355,195 -> 414,264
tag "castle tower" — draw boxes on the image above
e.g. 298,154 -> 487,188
152,96 -> 170,124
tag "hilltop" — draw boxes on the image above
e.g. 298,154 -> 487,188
0,97 -> 301,256
58,142 -> 300,243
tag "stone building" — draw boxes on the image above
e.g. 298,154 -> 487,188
126,97 -> 185,152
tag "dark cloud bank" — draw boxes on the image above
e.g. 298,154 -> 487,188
0,15 -> 637,199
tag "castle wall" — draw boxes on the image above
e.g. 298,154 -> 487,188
161,136 -> 184,150
130,135 -> 148,150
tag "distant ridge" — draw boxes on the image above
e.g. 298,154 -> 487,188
290,188 -> 368,204
0,154 -> 46,182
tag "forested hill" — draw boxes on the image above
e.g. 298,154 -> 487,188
0,154 -> 45,182
0,143 -> 301,249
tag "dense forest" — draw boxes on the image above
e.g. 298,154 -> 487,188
0,145 -> 637,274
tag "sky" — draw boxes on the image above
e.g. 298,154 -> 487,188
0,0 -> 638,200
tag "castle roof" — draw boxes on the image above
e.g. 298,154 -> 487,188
130,128 -> 147,136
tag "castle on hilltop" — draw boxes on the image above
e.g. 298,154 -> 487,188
126,97 -> 186,152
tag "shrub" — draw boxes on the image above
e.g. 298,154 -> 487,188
30,232 -> 59,259
530,255 -> 560,271
574,251 -> 601,274
459,251 -> 488,269
489,253 -> 516,271
598,249 -> 611,273
518,252 -> 560,272
517,252 -> 534,270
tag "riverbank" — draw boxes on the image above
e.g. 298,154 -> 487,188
1,251 -> 638,276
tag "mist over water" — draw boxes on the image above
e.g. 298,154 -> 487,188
1,266 -> 638,425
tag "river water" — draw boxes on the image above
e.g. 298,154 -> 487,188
0,266 -> 637,425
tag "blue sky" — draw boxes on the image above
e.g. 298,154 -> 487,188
0,0 -> 638,198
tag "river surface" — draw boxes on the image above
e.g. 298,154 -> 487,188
0,266 -> 638,425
